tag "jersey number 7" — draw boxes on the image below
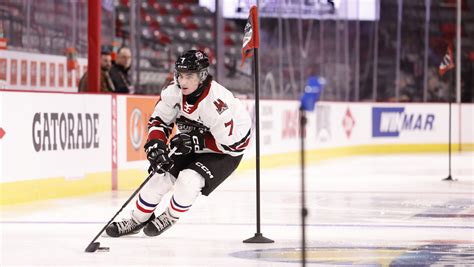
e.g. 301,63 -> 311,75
224,119 -> 233,136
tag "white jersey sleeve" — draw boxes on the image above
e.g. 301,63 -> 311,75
147,84 -> 180,142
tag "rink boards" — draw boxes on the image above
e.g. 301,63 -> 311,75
0,91 -> 473,205
0,50 -> 87,92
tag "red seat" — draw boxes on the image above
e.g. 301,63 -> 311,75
224,36 -> 235,46
153,30 -> 171,45
149,20 -> 160,29
468,51 -> 474,61
224,23 -> 235,32
440,23 -> 465,39
177,16 -> 198,30
152,3 -> 168,15
178,5 -> 193,16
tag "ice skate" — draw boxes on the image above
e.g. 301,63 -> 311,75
143,209 -> 178,237
106,214 -> 155,237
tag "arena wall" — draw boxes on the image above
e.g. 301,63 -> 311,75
0,50 -> 87,92
0,91 -> 472,205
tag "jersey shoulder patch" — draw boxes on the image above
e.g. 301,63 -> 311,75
208,81 -> 234,115
212,98 -> 229,115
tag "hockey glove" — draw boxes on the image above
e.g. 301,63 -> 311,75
144,139 -> 173,174
170,132 -> 204,155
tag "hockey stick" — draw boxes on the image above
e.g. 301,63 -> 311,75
84,147 -> 177,253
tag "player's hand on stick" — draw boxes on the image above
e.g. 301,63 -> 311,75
144,139 -> 173,173
170,132 -> 204,155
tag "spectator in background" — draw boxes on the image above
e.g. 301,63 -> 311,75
427,69 -> 449,102
78,47 -> 115,93
110,47 -> 133,94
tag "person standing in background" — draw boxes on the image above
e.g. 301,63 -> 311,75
78,46 -> 115,93
110,47 -> 134,94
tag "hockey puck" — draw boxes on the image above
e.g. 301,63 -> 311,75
97,247 -> 110,252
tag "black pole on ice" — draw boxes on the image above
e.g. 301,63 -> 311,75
443,70 -> 456,182
299,108 -> 307,267
298,75 -> 324,265
243,48 -> 274,244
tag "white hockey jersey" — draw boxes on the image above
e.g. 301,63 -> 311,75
147,80 -> 251,157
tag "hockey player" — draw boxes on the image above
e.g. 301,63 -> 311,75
106,50 -> 251,237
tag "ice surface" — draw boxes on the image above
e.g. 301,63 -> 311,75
1,152 -> 473,266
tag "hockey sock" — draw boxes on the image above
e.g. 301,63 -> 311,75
132,194 -> 159,223
168,195 -> 192,219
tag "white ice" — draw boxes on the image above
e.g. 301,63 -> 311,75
1,152 -> 473,266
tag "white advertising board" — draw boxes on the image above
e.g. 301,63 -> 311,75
0,91 -> 111,182
116,95 -> 158,170
201,0 -> 379,21
1,91 -> 472,185
461,104 -> 474,144
0,93 -> 3,180
0,50 -> 87,92
317,102 -> 459,146
242,101 -> 466,156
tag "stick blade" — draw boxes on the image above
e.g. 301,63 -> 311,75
84,242 -> 101,253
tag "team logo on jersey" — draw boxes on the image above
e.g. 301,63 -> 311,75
183,102 -> 194,113
213,99 -> 228,115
